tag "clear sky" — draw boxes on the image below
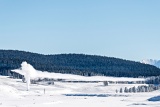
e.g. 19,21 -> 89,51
0,0 -> 160,61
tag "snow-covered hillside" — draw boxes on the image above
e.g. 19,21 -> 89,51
141,59 -> 160,68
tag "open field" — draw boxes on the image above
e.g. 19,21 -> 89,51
0,75 -> 160,107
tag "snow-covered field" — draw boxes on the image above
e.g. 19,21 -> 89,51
0,62 -> 159,107
0,75 -> 160,107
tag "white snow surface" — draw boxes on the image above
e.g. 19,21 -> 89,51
13,69 -> 145,81
0,76 -> 160,107
1,62 -> 159,107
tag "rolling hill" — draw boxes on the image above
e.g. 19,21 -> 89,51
0,50 -> 160,77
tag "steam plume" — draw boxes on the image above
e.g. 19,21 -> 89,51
21,61 -> 37,91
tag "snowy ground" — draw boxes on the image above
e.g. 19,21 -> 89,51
0,76 -> 160,107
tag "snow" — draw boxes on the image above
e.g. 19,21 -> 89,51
11,62 -> 145,82
0,75 -> 160,107
26,71 -> 144,82
0,62 -> 159,107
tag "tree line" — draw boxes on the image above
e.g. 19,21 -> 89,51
0,50 -> 160,77
118,84 -> 160,93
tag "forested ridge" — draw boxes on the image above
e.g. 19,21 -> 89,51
0,50 -> 160,77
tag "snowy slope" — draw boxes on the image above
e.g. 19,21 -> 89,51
141,59 -> 160,68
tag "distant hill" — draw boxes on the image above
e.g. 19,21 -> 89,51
0,50 -> 160,77
141,59 -> 160,68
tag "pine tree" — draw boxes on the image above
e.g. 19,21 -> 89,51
120,88 -> 123,93
132,86 -> 136,93
129,88 -> 132,93
124,87 -> 128,93
103,81 -> 109,86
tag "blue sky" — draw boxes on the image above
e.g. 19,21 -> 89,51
0,0 -> 160,61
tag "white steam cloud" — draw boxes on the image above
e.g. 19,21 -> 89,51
21,61 -> 37,91
12,61 -> 37,91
